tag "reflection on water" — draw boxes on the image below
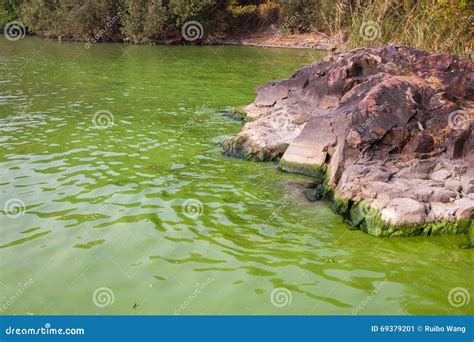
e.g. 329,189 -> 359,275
0,37 -> 471,315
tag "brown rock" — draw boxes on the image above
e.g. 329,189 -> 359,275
223,45 -> 474,235
405,132 -> 434,155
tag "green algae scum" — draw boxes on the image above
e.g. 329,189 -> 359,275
0,37 -> 472,315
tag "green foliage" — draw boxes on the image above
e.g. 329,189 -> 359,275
20,0 -> 58,35
168,0 -> 217,26
121,0 -> 169,43
1,0 -> 22,27
12,0 -> 474,56
226,0 -> 278,31
277,0 -> 320,33
348,0 -> 473,58
56,0 -> 119,40
20,0 -> 119,40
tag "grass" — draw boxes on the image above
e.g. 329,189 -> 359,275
345,0 -> 473,58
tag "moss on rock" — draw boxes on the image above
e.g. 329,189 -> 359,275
278,161 -> 472,238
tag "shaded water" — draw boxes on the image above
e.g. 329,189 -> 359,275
0,37 -> 472,315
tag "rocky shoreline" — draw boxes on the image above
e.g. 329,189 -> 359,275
206,30 -> 340,50
37,28 -> 340,51
223,45 -> 474,238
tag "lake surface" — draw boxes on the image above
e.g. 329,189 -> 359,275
0,37 -> 471,315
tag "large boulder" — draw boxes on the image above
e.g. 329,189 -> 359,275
224,45 -> 474,236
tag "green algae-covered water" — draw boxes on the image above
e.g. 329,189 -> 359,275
0,37 -> 472,315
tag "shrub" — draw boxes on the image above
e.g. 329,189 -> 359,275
20,0 -> 58,36
276,0 -> 321,33
348,0 -> 473,57
121,0 -> 169,43
1,0 -> 22,27
20,0 -> 120,40
12,0 -> 474,57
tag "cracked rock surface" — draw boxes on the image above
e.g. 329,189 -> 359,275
223,45 -> 474,236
